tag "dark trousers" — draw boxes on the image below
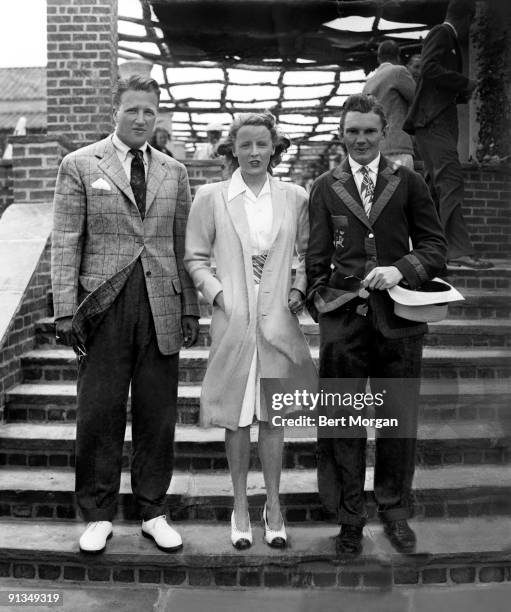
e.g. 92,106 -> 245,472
75,262 -> 179,522
415,107 -> 474,259
317,306 -> 423,526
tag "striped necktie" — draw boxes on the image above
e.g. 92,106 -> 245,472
130,148 -> 146,220
251,252 -> 268,284
360,166 -> 374,217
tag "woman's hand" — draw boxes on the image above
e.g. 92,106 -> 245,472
214,291 -> 225,311
288,288 -> 305,315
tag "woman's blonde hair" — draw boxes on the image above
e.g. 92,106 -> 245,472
217,111 -> 290,174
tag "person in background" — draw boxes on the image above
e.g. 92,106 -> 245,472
406,54 -> 422,83
150,127 -> 174,157
151,114 -> 187,160
404,0 -> 492,269
362,41 -> 416,169
185,111 -> 316,551
193,122 -> 223,159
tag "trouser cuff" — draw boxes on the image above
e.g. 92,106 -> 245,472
80,507 -> 116,522
140,505 -> 168,522
378,506 -> 412,522
338,510 -> 366,528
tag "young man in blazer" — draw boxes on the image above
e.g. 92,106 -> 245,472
51,75 -> 199,553
306,94 -> 447,556
404,0 -> 492,269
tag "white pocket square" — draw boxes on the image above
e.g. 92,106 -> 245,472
91,178 -> 111,190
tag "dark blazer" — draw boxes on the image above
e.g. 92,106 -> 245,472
404,23 -> 471,133
305,156 -> 447,338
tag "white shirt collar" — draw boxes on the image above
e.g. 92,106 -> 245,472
112,132 -> 148,161
444,21 -> 458,37
348,153 -> 381,176
227,168 -> 271,201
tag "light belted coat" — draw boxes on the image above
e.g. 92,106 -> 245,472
184,177 -> 317,430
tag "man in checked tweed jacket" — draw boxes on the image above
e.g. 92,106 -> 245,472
51,76 -> 199,554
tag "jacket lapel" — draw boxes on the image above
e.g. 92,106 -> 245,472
269,177 -> 286,246
96,138 -> 137,209
222,181 -> 256,318
369,157 -> 401,225
331,159 -> 372,230
223,183 -> 252,251
145,146 -> 166,214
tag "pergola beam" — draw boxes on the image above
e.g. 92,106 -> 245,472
117,0 -> 446,175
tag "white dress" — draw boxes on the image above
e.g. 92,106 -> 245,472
228,170 -> 273,427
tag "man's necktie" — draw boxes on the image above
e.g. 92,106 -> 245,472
360,166 -> 375,218
130,148 -> 146,219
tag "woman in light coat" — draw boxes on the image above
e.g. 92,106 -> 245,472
184,112 -> 316,550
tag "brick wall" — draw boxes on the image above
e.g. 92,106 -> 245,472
46,0 -> 118,145
0,161 -> 13,216
185,160 -> 224,197
463,165 -> 511,259
0,243 -> 51,418
11,136 -> 73,204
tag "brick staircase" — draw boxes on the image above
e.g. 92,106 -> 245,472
0,263 -> 510,590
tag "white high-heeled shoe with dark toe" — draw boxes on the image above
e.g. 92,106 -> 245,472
262,503 -> 287,549
230,511 -> 252,550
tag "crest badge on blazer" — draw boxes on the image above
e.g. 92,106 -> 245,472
334,227 -> 345,249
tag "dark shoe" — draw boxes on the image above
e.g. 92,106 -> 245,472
448,256 -> 493,269
335,524 -> 363,556
383,519 -> 416,553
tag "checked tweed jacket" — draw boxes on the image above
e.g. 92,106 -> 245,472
51,136 -> 199,355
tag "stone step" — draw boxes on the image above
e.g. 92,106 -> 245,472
0,516 -> 509,588
193,288 -> 511,319
36,317 -> 511,348
300,318 -> 511,348
423,319 -> 511,348
444,259 -> 511,290
42,261 -> 511,325
1,420 -> 509,471
5,379 -> 511,424
446,289 -> 511,319
19,346 -> 511,384
1,583 -> 511,612
184,318 -> 511,349
0,464 -> 509,523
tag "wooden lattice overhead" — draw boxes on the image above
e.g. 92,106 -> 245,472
118,0 -> 447,177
